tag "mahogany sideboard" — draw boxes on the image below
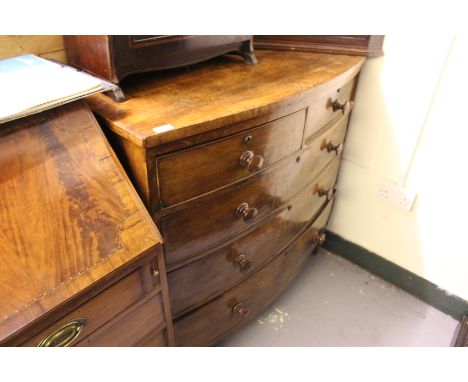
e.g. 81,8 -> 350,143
0,101 -> 174,346
87,50 -> 366,346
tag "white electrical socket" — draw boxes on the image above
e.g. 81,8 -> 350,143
378,181 -> 417,211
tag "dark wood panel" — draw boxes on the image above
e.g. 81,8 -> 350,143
64,36 -> 113,80
22,270 -> 145,346
137,329 -> 167,347
161,114 -> 348,267
254,35 -> 385,58
174,201 -> 334,346
76,292 -> 165,346
161,153 -> 303,267
168,157 -> 340,316
304,77 -> 356,140
112,35 -> 255,82
157,109 -> 306,207
299,115 -> 349,183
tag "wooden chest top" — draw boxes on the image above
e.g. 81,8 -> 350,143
87,50 -> 364,149
0,101 -> 162,342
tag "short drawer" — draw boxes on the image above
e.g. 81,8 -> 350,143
174,202 -> 334,346
168,157 -> 340,316
76,293 -> 165,346
296,114 -> 349,188
23,270 -> 146,346
304,76 -> 356,140
161,154 -> 304,267
156,109 -> 306,207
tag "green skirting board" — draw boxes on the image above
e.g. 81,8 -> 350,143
323,230 -> 468,321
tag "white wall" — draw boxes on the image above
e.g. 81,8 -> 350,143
328,35 -> 468,301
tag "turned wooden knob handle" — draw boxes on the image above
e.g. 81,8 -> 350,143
233,254 -> 251,271
236,202 -> 258,221
321,141 -> 343,156
232,302 -> 248,318
316,187 -> 336,201
239,150 -> 264,172
332,99 -> 353,115
313,231 -> 326,246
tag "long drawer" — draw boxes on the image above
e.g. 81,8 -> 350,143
304,76 -> 355,140
156,109 -> 306,207
22,270 -> 146,346
168,158 -> 340,316
174,200 -> 334,346
76,293 -> 165,346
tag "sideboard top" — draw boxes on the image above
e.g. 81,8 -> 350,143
0,101 -> 162,343
87,50 -> 365,149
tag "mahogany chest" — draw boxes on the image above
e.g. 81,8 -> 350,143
87,50 -> 365,345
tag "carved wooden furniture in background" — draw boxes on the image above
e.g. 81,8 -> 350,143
64,35 -> 256,101
0,101 -> 174,346
254,35 -> 384,57
87,50 -> 365,346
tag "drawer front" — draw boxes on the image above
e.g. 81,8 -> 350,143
304,76 -> 356,140
76,293 -> 165,346
174,201 -> 334,346
136,329 -> 167,346
157,109 -> 306,207
23,270 -> 145,346
161,154 -> 303,267
296,114 -> 349,188
168,157 -> 341,315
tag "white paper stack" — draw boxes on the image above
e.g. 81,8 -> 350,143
0,54 -> 115,124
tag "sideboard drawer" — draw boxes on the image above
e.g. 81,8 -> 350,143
23,270 -> 145,346
174,203 -> 333,346
156,109 -> 306,207
168,158 -> 340,315
304,76 -> 355,140
161,154 -> 303,267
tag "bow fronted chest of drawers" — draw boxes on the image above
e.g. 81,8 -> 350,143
87,50 -> 366,345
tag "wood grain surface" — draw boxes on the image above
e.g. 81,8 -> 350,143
168,157 -> 340,316
0,101 -> 163,343
87,50 -> 364,148
0,35 -> 66,62
157,109 -> 305,207
174,200 -> 334,346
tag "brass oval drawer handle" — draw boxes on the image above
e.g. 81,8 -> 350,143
233,254 -> 252,272
321,141 -> 343,156
236,202 -> 258,221
232,302 -> 248,318
239,150 -> 264,172
332,99 -> 353,115
37,318 -> 86,347
316,186 -> 336,201
312,231 -> 326,246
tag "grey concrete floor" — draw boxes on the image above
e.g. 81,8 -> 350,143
219,249 -> 459,346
